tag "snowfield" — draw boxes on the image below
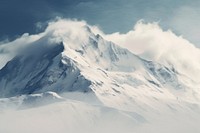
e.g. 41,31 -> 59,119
0,19 -> 200,133
1,92 -> 200,133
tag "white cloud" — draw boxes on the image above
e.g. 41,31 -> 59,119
103,21 -> 200,80
44,18 -> 91,47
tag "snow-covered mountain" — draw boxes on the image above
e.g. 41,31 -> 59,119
0,21 -> 199,102
1,20 -> 200,133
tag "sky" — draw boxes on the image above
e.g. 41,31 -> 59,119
0,0 -> 200,46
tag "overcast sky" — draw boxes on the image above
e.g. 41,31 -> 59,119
0,0 -> 200,46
